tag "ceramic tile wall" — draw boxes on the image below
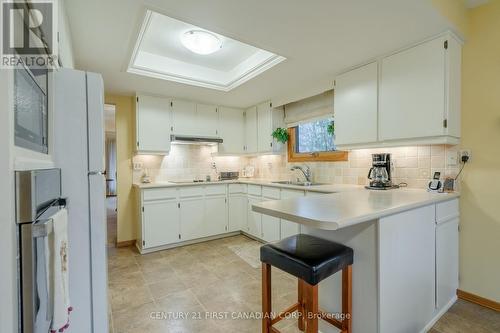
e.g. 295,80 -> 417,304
248,145 -> 461,188
133,144 -> 460,189
133,144 -> 247,183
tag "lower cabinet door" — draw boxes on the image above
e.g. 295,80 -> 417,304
436,218 -> 459,309
228,195 -> 247,232
262,215 -> 280,242
280,219 -> 301,239
143,200 -> 180,248
247,196 -> 262,238
205,196 -> 228,236
180,197 -> 205,241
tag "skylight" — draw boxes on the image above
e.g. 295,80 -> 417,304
127,10 -> 286,91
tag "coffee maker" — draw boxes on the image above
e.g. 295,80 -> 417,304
366,153 -> 397,190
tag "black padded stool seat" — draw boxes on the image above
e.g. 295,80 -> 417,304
260,234 -> 354,285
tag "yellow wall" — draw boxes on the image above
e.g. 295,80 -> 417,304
460,1 -> 500,302
105,94 -> 137,243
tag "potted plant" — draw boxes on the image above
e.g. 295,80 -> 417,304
272,127 -> 289,144
327,120 -> 335,136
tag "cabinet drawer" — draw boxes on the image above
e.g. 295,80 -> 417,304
179,186 -> 204,198
436,199 -> 459,224
205,184 -> 227,196
143,188 -> 177,201
229,184 -> 247,194
262,186 -> 280,199
281,189 -> 304,199
247,185 -> 262,196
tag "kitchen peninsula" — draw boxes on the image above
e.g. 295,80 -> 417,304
253,188 -> 460,333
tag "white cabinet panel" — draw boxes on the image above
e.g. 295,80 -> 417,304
205,196 -> 228,236
380,37 -> 446,141
280,189 -> 304,239
228,194 -> 247,232
171,99 -> 197,135
218,107 -> 245,154
262,215 -> 280,242
136,95 -> 171,153
334,62 -> 378,146
245,106 -> 258,153
379,205 -> 436,333
180,197 -> 204,241
257,102 -> 273,152
436,218 -> 459,310
197,103 -> 218,137
143,200 -> 179,248
247,196 -> 262,238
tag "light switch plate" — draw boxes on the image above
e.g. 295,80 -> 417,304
447,153 -> 458,167
133,162 -> 143,170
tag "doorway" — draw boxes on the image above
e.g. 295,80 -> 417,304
104,104 -> 117,247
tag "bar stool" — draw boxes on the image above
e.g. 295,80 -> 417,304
260,234 -> 353,333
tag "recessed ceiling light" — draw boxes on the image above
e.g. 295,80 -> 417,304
181,30 -> 222,55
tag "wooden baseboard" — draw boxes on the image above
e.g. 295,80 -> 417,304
457,289 -> 500,312
116,240 -> 136,248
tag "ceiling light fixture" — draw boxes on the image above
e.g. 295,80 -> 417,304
181,30 -> 222,55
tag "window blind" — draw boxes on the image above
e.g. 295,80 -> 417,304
284,90 -> 334,127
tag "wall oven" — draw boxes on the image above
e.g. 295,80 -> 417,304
14,64 -> 49,154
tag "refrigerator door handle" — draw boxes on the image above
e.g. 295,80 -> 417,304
88,171 -> 106,176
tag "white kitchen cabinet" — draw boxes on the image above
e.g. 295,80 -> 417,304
280,189 -> 304,239
205,195 -> 228,236
218,107 -> 245,154
247,196 -> 262,238
379,205 -> 436,333
196,103 -> 218,137
135,95 -> 171,154
228,194 -> 247,232
262,215 -> 280,242
334,62 -> 378,146
171,99 -> 197,135
142,199 -> 179,248
257,102 -> 285,153
436,217 -> 459,310
179,197 -> 205,241
379,34 -> 461,144
244,106 -> 258,153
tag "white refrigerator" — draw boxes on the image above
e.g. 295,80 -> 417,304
53,69 -> 108,333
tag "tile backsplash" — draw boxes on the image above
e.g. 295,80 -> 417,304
133,144 -> 460,189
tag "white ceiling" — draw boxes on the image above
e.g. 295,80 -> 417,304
66,0 -> 458,108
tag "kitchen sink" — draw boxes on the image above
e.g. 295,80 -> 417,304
271,181 -> 327,186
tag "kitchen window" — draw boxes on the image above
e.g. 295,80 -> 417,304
287,118 -> 348,162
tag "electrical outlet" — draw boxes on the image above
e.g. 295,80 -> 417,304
132,162 -> 143,170
447,153 -> 458,167
459,149 -> 471,163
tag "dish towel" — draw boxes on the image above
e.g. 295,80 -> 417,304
48,208 -> 72,333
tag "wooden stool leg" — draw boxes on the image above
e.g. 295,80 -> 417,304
262,263 -> 272,333
298,279 -> 305,331
304,282 -> 318,333
341,265 -> 352,333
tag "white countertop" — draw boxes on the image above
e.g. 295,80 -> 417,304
252,188 -> 459,230
133,179 -> 362,193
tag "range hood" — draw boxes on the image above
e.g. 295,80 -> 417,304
170,134 -> 223,145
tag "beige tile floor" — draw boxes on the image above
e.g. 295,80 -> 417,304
107,235 -> 500,333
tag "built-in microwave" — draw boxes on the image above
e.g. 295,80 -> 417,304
14,64 -> 49,154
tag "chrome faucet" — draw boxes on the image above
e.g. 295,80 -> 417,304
290,165 -> 312,183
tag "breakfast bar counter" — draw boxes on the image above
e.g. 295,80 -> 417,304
252,189 -> 460,333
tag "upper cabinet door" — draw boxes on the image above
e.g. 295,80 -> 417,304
218,107 -> 245,154
379,37 -> 446,141
171,99 -> 197,135
245,106 -> 258,153
136,95 -> 171,154
334,62 -> 378,146
257,102 -> 272,152
196,103 -> 218,137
